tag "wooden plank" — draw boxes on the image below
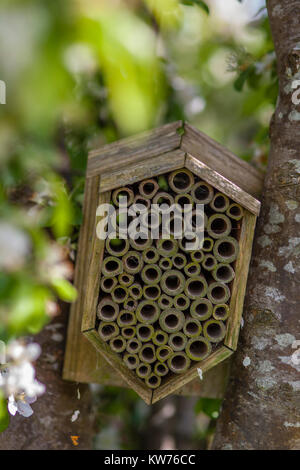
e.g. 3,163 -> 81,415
100,149 -> 185,193
84,329 -> 153,405
87,121 -> 183,178
152,346 -> 233,404
182,123 -> 264,199
81,189 -> 111,331
225,211 -> 257,350
185,154 -> 261,216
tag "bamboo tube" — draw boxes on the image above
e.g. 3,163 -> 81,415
179,233 -> 201,252
191,250 -> 204,263
168,352 -> 191,374
184,276 -> 208,300
100,276 -> 118,294
202,254 -> 218,271
145,373 -> 161,389
158,294 -> 173,309
160,270 -> 185,296
164,214 -> 184,239
153,192 -> 174,213
156,345 -> 173,362
187,209 -> 207,231
141,209 -> 161,231
136,362 -> 151,379
210,192 -> 230,213
202,237 -> 214,252
213,304 -> 230,321
139,178 -> 159,199
168,332 -> 187,352
123,353 -> 139,370
172,253 -> 187,270
128,282 -> 143,300
174,193 -> 194,212
207,214 -> 232,239
111,285 -> 128,304
154,362 -> 169,377
212,263 -> 235,283
121,326 -> 136,340
184,262 -> 201,277
168,169 -> 194,194
118,272 -> 134,287
141,264 -> 162,285
226,203 -> 244,221
117,310 -> 136,327
109,335 -> 126,353
139,343 -> 156,364
213,236 -> 239,263
97,297 -> 119,322
190,298 -> 213,321
123,297 -> 138,312
123,251 -> 144,275
159,257 -> 172,271
126,337 -> 142,354
185,337 -> 211,361
203,319 -> 226,343
112,187 -> 134,207
142,246 -> 159,264
136,300 -> 160,324
102,256 -> 123,277
143,284 -> 161,301
133,194 -> 151,210
157,238 -> 178,257
136,324 -> 155,342
129,236 -> 152,251
173,294 -> 190,311
159,309 -> 185,333
183,316 -> 202,338
153,329 -> 169,346
191,181 -> 214,204
98,322 -> 119,342
207,281 -> 230,305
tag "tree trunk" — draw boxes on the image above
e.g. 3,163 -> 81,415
0,302 -> 96,450
213,0 -> 300,450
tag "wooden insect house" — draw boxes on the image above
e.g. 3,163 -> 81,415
63,121 -> 262,404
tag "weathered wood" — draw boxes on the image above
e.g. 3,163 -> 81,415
182,123 -> 264,199
185,154 -> 261,216
100,150 -> 185,193
224,211 -> 257,350
87,121 -> 183,178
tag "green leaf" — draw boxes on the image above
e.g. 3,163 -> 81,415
0,392 -> 9,433
51,278 -> 77,302
194,398 -> 222,419
181,0 -> 209,14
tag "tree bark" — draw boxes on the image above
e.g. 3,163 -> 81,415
0,302 -> 96,450
213,0 -> 300,450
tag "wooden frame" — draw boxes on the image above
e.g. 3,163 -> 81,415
63,121 -> 262,403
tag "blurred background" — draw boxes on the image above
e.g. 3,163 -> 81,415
0,0 -> 276,449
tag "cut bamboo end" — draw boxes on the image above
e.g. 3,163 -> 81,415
139,343 -> 156,364
153,329 -> 169,346
145,373 -> 161,389
142,246 -> 160,264
129,236 -> 152,252
213,236 -> 239,263
133,194 -> 151,210
141,264 -> 162,285
207,214 -> 232,239
123,353 -> 139,370
185,337 -> 212,361
102,256 -> 123,277
117,310 -> 136,327
168,352 -> 191,374
123,251 -> 144,275
154,362 -> 169,377
106,237 -> 130,257
139,178 -> 159,199
97,297 -> 119,322
190,250 -> 204,263
159,257 -> 172,271
156,345 -> 173,362
121,326 -> 136,340
210,192 -> 230,213
123,297 -> 138,312
112,187 -> 134,207
212,263 -> 235,283
179,234 -> 201,252
207,282 -> 230,305
158,294 -> 173,309
173,294 -> 190,311
184,276 -> 208,300
136,362 -> 151,379
141,210 -> 161,231
136,300 -> 160,324
183,316 -> 202,338
159,309 -> 185,333
168,169 -> 194,194
118,272 -> 134,287
157,238 -> 178,258
111,285 -> 128,304
153,192 -> 174,213
100,276 -> 118,293
160,269 -> 185,296
174,193 -> 194,211
128,282 -> 143,300
143,284 -> 161,301
202,237 -> 214,252
109,335 -> 126,353
136,324 -> 155,342
191,181 -> 214,204
213,304 -> 230,321
202,254 -> 218,272
98,322 -> 120,342
190,298 -> 213,321
184,262 -> 201,278
126,337 -> 142,354
203,319 -> 226,343
172,253 -> 187,270
226,203 -> 244,221
168,332 -> 187,352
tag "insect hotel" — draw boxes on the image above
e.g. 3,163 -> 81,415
63,121 -> 262,404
